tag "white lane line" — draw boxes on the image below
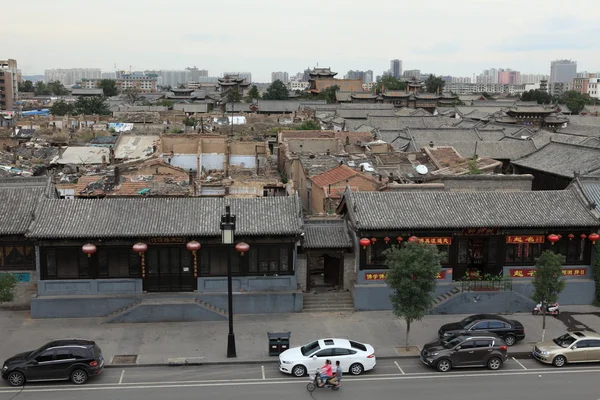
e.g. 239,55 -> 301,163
119,370 -> 125,384
261,365 -> 265,380
512,357 -> 528,370
394,361 -> 405,375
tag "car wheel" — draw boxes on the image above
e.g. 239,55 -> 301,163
7,371 -> 25,387
436,359 -> 452,372
306,382 -> 316,392
553,355 -> 566,367
292,365 -> 306,377
70,369 -> 88,385
487,357 -> 502,370
504,335 -> 516,346
349,363 -> 364,375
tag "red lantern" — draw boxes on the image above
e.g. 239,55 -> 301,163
186,240 -> 201,252
408,236 -> 419,243
82,243 -> 97,258
547,234 -> 559,245
359,238 -> 371,249
384,237 -> 390,244
589,233 -> 600,244
371,237 -> 377,244
133,242 -> 147,255
396,237 -> 403,243
235,242 -> 250,256
581,234 -> 587,240
568,234 -> 575,240
557,234 -> 562,239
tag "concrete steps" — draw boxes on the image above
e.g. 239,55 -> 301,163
195,298 -> 228,318
303,291 -> 354,312
431,287 -> 461,308
103,299 -> 142,323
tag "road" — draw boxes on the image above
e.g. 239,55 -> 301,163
1,358 -> 599,399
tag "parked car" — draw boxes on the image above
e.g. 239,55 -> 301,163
279,338 -> 375,377
532,331 -> 600,367
421,334 -> 508,372
1,339 -> 104,386
438,314 -> 525,346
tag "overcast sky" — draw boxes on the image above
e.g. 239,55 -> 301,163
5,0 -> 599,82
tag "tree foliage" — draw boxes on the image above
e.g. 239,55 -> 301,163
183,116 -> 197,127
123,87 -> 142,105
385,242 -> 442,350
74,96 -> 111,115
520,89 -> 553,104
374,76 -> 406,93
98,79 -> 118,97
0,273 -> 17,303
246,85 -> 260,102
50,100 -> 76,116
559,91 -> 590,115
296,120 -> 321,130
18,80 -> 34,92
425,74 -> 445,94
532,250 -> 566,340
222,88 -> 242,104
34,80 -> 69,96
316,85 -> 339,104
263,80 -> 289,100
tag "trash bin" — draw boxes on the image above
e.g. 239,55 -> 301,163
268,331 -> 291,356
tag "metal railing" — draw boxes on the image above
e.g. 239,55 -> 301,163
460,278 -> 512,292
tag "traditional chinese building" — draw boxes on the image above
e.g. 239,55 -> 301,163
218,74 -> 250,97
306,67 -> 364,96
506,105 -> 558,127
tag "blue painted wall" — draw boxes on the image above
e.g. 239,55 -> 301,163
37,279 -> 143,295
31,296 -> 138,318
108,304 -> 227,323
431,291 -> 537,315
198,276 -> 298,292
199,292 -> 303,314
354,282 -> 457,311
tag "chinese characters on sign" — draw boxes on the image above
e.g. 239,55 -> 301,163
148,237 -> 187,244
364,271 -> 447,280
461,228 -> 498,235
419,237 -> 452,245
506,236 -> 545,244
509,268 -> 587,278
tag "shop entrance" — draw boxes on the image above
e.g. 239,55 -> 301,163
145,247 -> 196,292
306,252 -> 343,292
455,236 -> 500,280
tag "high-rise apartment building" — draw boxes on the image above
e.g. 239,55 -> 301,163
0,70 -> 14,110
497,69 -> 520,85
363,70 -> 373,84
0,59 -> 18,104
519,74 -> 550,85
271,71 -> 289,83
390,59 -> 402,79
550,60 -> 577,84
476,68 -> 499,84
44,68 -> 101,86
402,69 -> 420,79
101,72 -> 116,79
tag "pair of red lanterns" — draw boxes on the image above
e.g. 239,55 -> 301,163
359,236 -> 419,249
81,241 -> 251,256
548,233 -> 599,245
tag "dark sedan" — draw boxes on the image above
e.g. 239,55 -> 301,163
438,314 -> 525,346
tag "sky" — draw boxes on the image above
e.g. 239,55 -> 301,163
4,0 -> 600,82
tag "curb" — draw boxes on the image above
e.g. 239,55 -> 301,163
104,352 -> 534,368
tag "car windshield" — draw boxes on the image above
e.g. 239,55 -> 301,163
553,333 -> 576,348
444,337 -> 463,349
458,316 -> 477,328
300,341 -> 321,356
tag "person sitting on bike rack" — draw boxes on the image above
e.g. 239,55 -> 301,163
318,359 -> 333,387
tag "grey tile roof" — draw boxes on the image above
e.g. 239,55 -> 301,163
0,177 -> 54,235
299,154 -> 344,176
335,109 -> 397,119
512,142 -> 600,178
257,100 -> 301,113
303,220 -> 352,249
573,177 -> 600,213
443,140 -> 538,160
341,190 -> 599,230
340,103 -> 395,110
560,124 -> 600,137
27,196 -> 303,239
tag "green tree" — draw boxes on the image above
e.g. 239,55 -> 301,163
520,89 -> 553,104
222,88 -> 242,104
385,241 -> 442,350
74,96 -> 111,115
374,75 -> 406,93
425,74 -> 445,94
294,89 -> 312,100
47,80 -> 69,95
98,79 -> 118,97
246,85 -> 260,102
263,80 -> 289,100
183,116 -> 197,127
50,100 -> 76,116
18,80 -> 34,92
531,250 -> 566,341
559,91 -> 589,115
296,120 -> 321,130
0,273 -> 17,303
317,85 -> 339,104
34,81 -> 50,95
123,87 -> 142,105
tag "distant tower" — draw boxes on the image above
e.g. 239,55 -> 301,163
390,59 -> 402,79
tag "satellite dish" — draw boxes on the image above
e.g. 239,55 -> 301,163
416,165 -> 429,175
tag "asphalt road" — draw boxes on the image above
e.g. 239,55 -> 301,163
1,358 -> 600,399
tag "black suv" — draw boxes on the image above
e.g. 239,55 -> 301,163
1,339 -> 104,386
421,334 -> 508,372
438,314 -> 525,346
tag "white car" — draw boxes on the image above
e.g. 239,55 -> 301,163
279,338 -> 376,377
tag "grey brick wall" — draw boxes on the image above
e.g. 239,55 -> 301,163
297,253 -> 308,292
440,174 -> 533,191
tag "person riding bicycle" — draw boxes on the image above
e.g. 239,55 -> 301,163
318,359 -> 333,387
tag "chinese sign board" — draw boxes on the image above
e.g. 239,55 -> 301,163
419,237 -> 452,245
148,237 -> 187,244
364,271 -> 447,280
506,236 -> 545,244
509,268 -> 587,278
461,228 -> 498,235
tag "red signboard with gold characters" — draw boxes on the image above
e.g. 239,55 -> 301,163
365,270 -> 447,280
509,268 -> 587,278
506,236 -> 545,244
419,237 -> 452,245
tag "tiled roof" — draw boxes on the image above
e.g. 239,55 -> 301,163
0,177 -> 54,235
512,142 -> 600,178
75,174 -> 191,197
303,220 -> 352,249
27,196 -> 302,239
257,100 -> 302,113
313,79 -> 364,93
310,165 -> 359,188
335,109 -> 397,119
339,190 -> 599,230
572,177 -> 600,213
299,154 -> 345,176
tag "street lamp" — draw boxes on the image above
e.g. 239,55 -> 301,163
220,205 -> 237,358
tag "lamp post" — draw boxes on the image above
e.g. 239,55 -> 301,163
221,205 -> 237,358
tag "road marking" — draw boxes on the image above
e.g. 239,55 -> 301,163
512,357 -> 528,370
2,368 -> 600,394
394,361 -> 405,375
119,370 -> 125,384
261,365 -> 265,380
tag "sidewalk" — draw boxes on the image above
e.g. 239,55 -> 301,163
1,306 -> 599,367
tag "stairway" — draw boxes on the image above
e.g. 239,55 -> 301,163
103,299 -> 142,323
303,291 -> 354,312
431,287 -> 461,308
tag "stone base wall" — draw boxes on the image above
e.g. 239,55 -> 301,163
343,253 -> 355,291
0,271 -> 37,311
297,254 -> 308,292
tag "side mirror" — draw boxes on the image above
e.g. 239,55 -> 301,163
571,346 -> 577,350
455,346 -> 461,351
312,356 -> 317,360
30,360 -> 38,365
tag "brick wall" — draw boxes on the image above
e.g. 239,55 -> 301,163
439,174 -> 533,191
296,253 -> 308,292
